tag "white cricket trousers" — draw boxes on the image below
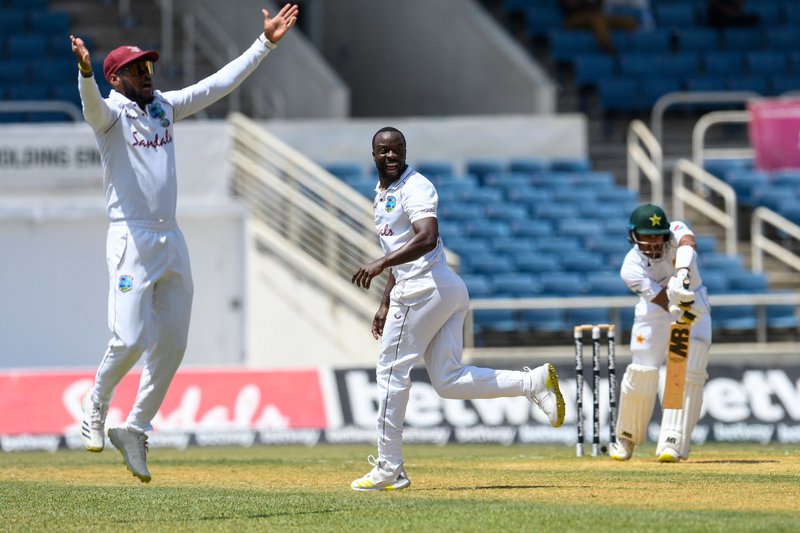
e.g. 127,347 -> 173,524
91,220 -> 193,433
376,262 -> 529,469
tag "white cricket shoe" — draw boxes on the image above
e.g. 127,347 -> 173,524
108,427 -> 151,483
80,391 -> 107,452
610,438 -> 635,461
658,447 -> 681,463
351,456 -> 411,491
524,363 -> 565,427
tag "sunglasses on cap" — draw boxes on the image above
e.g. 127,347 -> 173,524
116,60 -> 154,77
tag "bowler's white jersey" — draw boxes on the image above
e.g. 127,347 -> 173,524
78,38 -> 272,222
372,167 -> 445,282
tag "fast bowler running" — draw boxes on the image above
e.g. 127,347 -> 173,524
70,3 -> 298,482
349,127 -> 565,491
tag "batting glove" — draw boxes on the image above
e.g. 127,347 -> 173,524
667,268 -> 694,307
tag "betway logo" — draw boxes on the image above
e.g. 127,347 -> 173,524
704,370 -> 800,422
343,370 -> 550,427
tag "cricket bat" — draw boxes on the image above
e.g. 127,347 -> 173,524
663,276 -> 697,410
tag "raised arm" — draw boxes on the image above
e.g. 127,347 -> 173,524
70,34 -> 117,132
263,3 -> 299,44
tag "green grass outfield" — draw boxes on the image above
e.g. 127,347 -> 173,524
1,443 -> 798,532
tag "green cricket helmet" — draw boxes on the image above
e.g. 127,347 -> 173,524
627,203 -> 671,261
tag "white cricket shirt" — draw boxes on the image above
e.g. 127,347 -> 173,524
620,219 -> 704,302
78,38 -> 272,223
373,167 -> 445,282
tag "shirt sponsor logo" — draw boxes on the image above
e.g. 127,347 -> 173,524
385,195 -> 396,212
131,129 -> 173,150
118,274 -> 133,293
378,224 -> 394,236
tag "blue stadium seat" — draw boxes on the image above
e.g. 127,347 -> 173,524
561,252 -> 605,273
532,203 -> 580,220
767,303 -> 798,330
566,308 -> 612,326
745,51 -> 787,77
655,4 -> 697,28
462,274 -> 493,299
703,51 -> 744,76
641,78 -> 683,108
764,27 -> 800,51
7,35 -> 47,59
701,253 -> 743,272
0,11 -> 26,34
483,172 -> 532,190
473,309 -> 519,333
492,273 -> 541,297
713,305 -> 756,330
693,235 -> 717,255
416,161 -> 455,177
513,252 -> 560,274
539,272 -> 586,297
445,237 -> 492,259
550,159 -> 592,172
458,188 -> 505,204
722,168 -> 768,204
548,30 -> 598,62
484,202 -> 529,222
508,158 -> 550,174
751,185 -> 796,210
520,308 -> 566,333
677,27 -> 719,52
29,11 -> 71,34
464,220 -> 511,239
615,29 -> 672,53
557,218 -> 604,239
466,159 -> 506,183
586,272 -> 629,295
748,3 -> 782,25
726,272 -> 769,293
574,54 -> 616,87
506,187 -> 552,207
727,75 -> 770,95
575,171 -> 615,187
492,236 -> 537,255
536,237 -> 582,257
438,202 -> 484,221
699,271 -> 729,294
467,254 -> 515,275
721,27 -> 764,51
509,218 -> 554,237
771,170 -> 800,188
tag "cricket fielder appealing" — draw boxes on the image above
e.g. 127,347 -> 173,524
349,127 -> 566,491
70,4 -> 298,482
610,204 -> 712,462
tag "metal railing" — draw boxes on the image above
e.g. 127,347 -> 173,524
650,91 -> 760,148
626,119 -> 663,206
672,158 -> 738,256
691,110 -> 754,166
751,207 -> 800,274
0,101 -> 82,122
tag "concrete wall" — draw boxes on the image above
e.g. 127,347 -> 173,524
0,201 -> 246,369
186,0 -> 349,118
316,0 -> 556,116
262,114 -> 587,173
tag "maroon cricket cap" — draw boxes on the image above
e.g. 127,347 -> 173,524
103,45 -> 159,82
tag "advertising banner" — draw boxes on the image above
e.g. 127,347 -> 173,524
2,363 -> 799,451
748,98 -> 800,171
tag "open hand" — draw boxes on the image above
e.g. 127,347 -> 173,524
69,35 -> 91,70
262,3 -> 299,44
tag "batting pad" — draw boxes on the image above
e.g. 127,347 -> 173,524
657,340 -> 710,458
616,364 -> 659,445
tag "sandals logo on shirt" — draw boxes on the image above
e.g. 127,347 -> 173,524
118,275 -> 133,293
385,195 -> 396,212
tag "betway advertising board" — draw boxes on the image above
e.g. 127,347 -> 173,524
2,364 -> 799,451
